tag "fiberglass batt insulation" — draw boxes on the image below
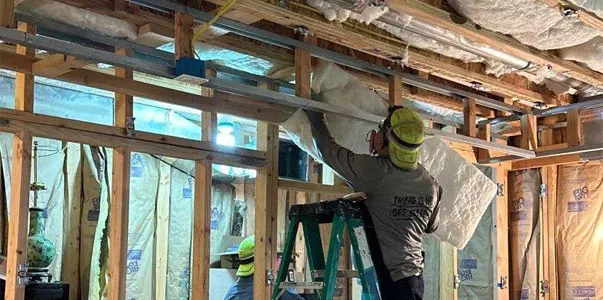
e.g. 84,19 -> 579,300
447,0 -> 600,50
282,61 -> 497,249
508,169 -> 541,300
556,162 -> 603,300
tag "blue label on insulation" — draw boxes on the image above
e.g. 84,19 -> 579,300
461,259 -> 478,269
520,289 -> 529,299
511,211 -> 528,221
568,201 -> 589,212
183,188 -> 192,199
127,250 -> 142,261
572,286 -> 596,297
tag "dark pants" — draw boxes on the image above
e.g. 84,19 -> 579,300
360,203 -> 425,300
379,274 -> 424,300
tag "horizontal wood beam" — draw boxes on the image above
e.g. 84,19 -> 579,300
390,0 -> 603,91
204,0 -> 554,104
511,153 -> 581,170
0,108 -> 266,168
31,54 -> 86,77
537,0 -> 603,32
0,0 -> 14,28
0,50 -> 295,124
278,179 -> 353,195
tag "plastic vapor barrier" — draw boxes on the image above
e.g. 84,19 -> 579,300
557,162 -> 603,300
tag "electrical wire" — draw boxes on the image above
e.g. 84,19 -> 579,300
191,0 -> 238,47
150,154 -> 194,178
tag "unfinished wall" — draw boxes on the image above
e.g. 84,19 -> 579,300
508,169 -> 541,300
556,161 -> 603,300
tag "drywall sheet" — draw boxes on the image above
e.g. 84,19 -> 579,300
282,61 -> 496,249
508,169 -> 541,300
557,162 -> 603,300
167,159 -> 195,300
126,152 -> 159,300
457,166 -> 495,300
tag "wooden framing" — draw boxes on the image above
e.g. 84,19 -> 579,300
0,0 -> 14,28
537,0 -> 603,32
520,114 -> 538,150
192,159 -> 212,300
107,47 -> 133,300
495,163 -> 510,300
31,54 -> 85,78
389,75 -> 403,106
566,109 -> 582,147
463,98 -> 477,137
5,21 -> 35,300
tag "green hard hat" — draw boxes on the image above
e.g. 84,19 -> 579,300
237,235 -> 255,276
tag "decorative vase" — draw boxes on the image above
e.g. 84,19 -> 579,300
26,207 -> 55,272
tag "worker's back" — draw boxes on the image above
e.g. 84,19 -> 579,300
361,158 -> 440,282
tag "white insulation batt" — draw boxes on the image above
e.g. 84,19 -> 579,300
282,61 -> 497,249
16,0 -> 137,40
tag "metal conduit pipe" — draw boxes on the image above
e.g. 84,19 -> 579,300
327,0 -> 593,94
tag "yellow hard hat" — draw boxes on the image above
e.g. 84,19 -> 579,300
387,108 -> 425,170
236,235 -> 255,276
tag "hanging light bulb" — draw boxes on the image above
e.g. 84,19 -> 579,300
217,115 -> 236,147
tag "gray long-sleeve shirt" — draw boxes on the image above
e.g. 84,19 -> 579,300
307,111 -> 441,281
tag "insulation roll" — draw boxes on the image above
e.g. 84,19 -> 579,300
508,169 -> 541,300
557,162 -> 603,300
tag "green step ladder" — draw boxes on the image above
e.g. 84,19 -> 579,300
272,193 -> 381,300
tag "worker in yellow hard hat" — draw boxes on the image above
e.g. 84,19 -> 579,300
306,106 -> 441,300
224,235 -> 304,300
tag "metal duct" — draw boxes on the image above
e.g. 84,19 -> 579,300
327,0 -> 595,97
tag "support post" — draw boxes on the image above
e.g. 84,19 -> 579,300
389,75 -> 403,106
495,163 -> 510,300
5,131 -> 32,300
107,48 -> 133,300
175,12 -> 194,61
192,159 -> 212,300
463,98 -> 476,137
15,23 -> 35,112
5,22 -> 35,300
566,109 -> 582,147
255,108 -> 279,300
202,69 -> 218,143
544,166 -> 558,300
0,0 -> 14,28
477,123 -> 492,160
520,114 -> 538,150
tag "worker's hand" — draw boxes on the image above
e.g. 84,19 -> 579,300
342,192 -> 367,202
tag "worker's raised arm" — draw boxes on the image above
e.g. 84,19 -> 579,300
305,110 -> 386,193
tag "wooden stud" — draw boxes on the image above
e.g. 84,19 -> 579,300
0,0 -> 14,28
520,114 -> 538,150
545,165 -> 558,300
463,98 -> 476,137
495,163 -> 510,300
114,48 -> 134,128
389,75 -> 403,106
155,161 -> 171,300
5,131 -> 32,300
15,22 -> 35,113
202,69 -> 218,143
191,159 -> 212,300
255,121 -> 279,300
175,12 -> 194,61
295,46 -> 312,99
107,47 -> 134,300
107,146 -> 131,300
277,179 -> 352,195
31,54 -> 86,78
477,123 -> 491,160
566,109 -> 582,147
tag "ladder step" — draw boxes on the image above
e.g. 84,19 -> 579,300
279,282 -> 324,290
312,270 -> 360,279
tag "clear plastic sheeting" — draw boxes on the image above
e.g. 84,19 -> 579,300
447,0 -> 600,50
282,61 -> 497,249
556,162 -> 603,300
508,169 -> 541,300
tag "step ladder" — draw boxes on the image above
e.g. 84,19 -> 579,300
272,193 -> 381,300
